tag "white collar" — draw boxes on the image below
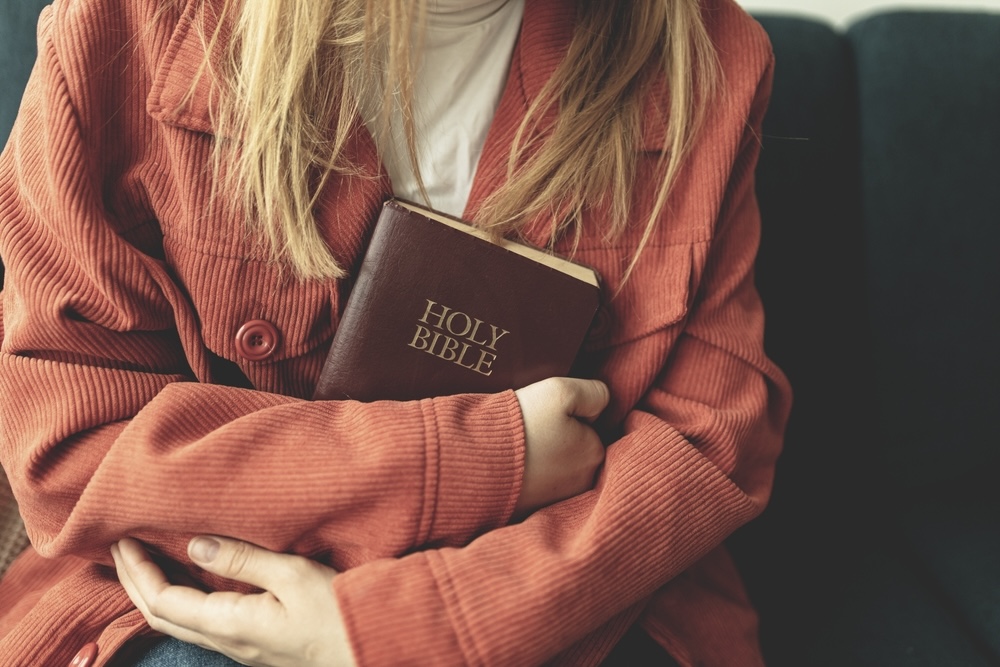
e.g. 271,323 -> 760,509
425,0 -> 516,28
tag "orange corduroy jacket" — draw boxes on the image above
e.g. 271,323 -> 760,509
0,0 -> 791,665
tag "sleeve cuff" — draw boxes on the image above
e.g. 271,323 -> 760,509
418,390 -> 525,546
334,553 -> 464,666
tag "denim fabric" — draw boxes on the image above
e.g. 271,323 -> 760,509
132,632 -> 676,666
133,639 -> 243,667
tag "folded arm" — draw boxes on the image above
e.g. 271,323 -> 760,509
330,54 -> 791,667
0,5 -> 525,572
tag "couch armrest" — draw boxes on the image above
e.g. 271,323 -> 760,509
0,471 -> 28,579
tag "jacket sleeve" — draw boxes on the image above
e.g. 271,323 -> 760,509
331,51 -> 791,667
0,4 -> 524,571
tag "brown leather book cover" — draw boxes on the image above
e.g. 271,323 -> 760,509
313,199 -> 601,402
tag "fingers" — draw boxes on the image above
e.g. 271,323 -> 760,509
515,377 -> 611,421
187,535 -> 298,592
112,538 -> 171,619
113,537 -> 349,667
512,377 -> 609,517
562,378 -> 610,421
111,539 -> 229,647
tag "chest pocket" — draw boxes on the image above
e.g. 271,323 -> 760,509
576,241 -> 702,351
165,242 -> 338,367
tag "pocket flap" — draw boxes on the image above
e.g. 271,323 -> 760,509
579,242 -> 694,350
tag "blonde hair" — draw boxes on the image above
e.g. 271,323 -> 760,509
199,0 -> 718,281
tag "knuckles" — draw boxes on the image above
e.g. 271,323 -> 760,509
549,378 -> 579,413
271,556 -> 312,589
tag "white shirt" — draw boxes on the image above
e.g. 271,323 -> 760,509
365,0 -> 525,218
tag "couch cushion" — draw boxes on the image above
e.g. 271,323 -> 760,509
807,546 -> 995,667
900,476 -> 1000,662
0,472 -> 28,580
731,16 -> 881,665
1,0 -> 52,287
0,0 -> 49,569
0,0 -> 50,144
848,12 -> 1000,490
739,13 -> 1000,666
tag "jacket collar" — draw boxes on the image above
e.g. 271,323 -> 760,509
146,0 -> 228,136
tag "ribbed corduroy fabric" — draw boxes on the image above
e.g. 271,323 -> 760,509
0,0 -> 791,665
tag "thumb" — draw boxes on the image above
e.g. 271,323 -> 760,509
567,379 -> 611,421
188,535 -> 291,590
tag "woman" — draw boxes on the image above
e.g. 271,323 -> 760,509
0,0 -> 791,664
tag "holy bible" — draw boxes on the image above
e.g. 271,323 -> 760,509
313,199 -> 601,402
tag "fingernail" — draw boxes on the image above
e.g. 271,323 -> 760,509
190,537 -> 220,564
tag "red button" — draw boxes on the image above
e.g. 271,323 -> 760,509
68,642 -> 98,667
235,320 -> 281,361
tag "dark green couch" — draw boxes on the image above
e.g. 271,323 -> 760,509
0,0 -> 55,287
733,11 -> 1000,667
1,3 -> 998,666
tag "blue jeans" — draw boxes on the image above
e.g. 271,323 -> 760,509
132,639 -> 242,666
132,626 -> 680,666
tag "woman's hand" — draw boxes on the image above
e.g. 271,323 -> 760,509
111,536 -> 357,667
513,377 -> 610,517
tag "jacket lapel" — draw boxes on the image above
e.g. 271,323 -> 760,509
464,0 -> 670,250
